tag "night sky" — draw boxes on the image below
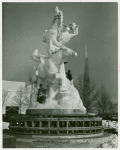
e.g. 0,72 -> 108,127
2,2 -> 118,102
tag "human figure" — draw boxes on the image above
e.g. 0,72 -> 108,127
30,50 -> 47,64
37,84 -> 47,103
66,70 -> 73,81
43,7 -> 65,56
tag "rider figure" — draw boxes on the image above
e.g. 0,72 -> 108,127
43,7 -> 65,56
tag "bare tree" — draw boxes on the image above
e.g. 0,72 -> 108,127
75,74 -> 99,113
108,101 -> 118,114
2,89 -> 9,108
13,85 -> 30,114
97,86 -> 110,114
27,72 -> 34,103
28,72 -> 32,83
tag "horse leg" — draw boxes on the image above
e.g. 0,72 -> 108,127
31,83 -> 38,102
32,84 -> 34,93
59,63 -> 68,92
37,78 -> 41,89
34,83 -> 38,95
55,72 -> 61,79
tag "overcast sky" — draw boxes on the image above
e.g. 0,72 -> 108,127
2,2 -> 118,102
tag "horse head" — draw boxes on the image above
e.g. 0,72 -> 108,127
48,47 -> 77,67
62,47 -> 77,57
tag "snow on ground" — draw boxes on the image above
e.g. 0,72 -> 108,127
2,122 -> 9,129
102,120 -> 118,131
98,134 -> 118,148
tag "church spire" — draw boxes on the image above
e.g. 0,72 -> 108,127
84,44 -> 89,79
85,44 -> 88,58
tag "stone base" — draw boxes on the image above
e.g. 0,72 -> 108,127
10,132 -> 103,139
9,112 -> 102,138
26,109 -> 87,115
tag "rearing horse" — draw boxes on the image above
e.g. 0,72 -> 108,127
38,48 -> 77,86
26,48 -> 77,92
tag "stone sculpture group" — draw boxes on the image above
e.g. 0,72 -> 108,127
26,7 -> 86,113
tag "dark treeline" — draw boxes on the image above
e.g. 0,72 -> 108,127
75,74 -> 118,115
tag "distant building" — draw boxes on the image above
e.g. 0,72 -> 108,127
2,80 -> 30,114
6,106 -> 19,115
3,106 -> 19,122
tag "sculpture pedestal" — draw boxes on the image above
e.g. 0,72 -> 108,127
8,110 -> 103,138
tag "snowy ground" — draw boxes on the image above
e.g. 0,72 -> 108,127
102,120 -> 118,131
15,133 -> 118,148
2,122 -> 9,129
97,134 -> 118,148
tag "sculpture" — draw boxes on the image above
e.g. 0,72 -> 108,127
26,7 -> 86,113
26,47 -> 77,90
37,84 -> 47,104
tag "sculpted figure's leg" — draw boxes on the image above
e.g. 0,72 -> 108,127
59,63 -> 68,92
46,40 -> 54,55
32,84 -> 34,93
52,38 -> 65,49
37,78 -> 41,89
46,39 -> 63,55
33,82 -> 38,102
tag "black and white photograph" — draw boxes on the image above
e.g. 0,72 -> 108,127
2,0 -> 118,148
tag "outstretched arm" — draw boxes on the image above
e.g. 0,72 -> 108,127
57,11 -> 63,32
49,7 -> 63,30
69,27 -> 79,38
49,15 -> 58,30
